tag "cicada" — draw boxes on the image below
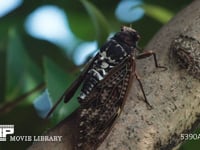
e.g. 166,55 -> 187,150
47,26 -> 165,150
170,35 -> 200,79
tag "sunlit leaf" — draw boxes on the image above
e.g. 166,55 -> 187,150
115,0 -> 144,23
141,3 -> 174,24
5,28 -> 42,101
33,89 -> 51,118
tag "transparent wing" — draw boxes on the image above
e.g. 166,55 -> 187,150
46,55 -> 99,119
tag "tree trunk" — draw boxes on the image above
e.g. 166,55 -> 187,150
28,0 -> 200,149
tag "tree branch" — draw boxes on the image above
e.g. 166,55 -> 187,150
28,0 -> 200,149
0,83 -> 45,115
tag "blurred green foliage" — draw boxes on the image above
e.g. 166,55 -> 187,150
0,0 -> 197,149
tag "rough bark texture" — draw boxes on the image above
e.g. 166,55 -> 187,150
28,0 -> 200,150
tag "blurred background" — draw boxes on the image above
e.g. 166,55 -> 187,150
0,0 -> 199,149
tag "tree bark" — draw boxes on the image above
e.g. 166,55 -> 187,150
28,0 -> 200,149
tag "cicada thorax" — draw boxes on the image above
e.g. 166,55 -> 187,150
78,39 -> 134,105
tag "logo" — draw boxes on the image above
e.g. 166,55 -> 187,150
0,125 -> 14,141
0,124 -> 62,142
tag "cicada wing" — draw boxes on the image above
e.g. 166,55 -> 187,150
46,55 -> 99,119
76,57 -> 135,149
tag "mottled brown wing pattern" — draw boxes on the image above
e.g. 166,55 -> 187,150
76,57 -> 135,149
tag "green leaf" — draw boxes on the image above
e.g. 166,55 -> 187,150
5,27 -> 42,102
44,57 -> 79,121
0,36 -> 7,102
80,0 -> 110,46
44,57 -> 68,101
142,3 -> 174,24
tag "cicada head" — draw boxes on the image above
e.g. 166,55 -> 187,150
120,26 -> 140,48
